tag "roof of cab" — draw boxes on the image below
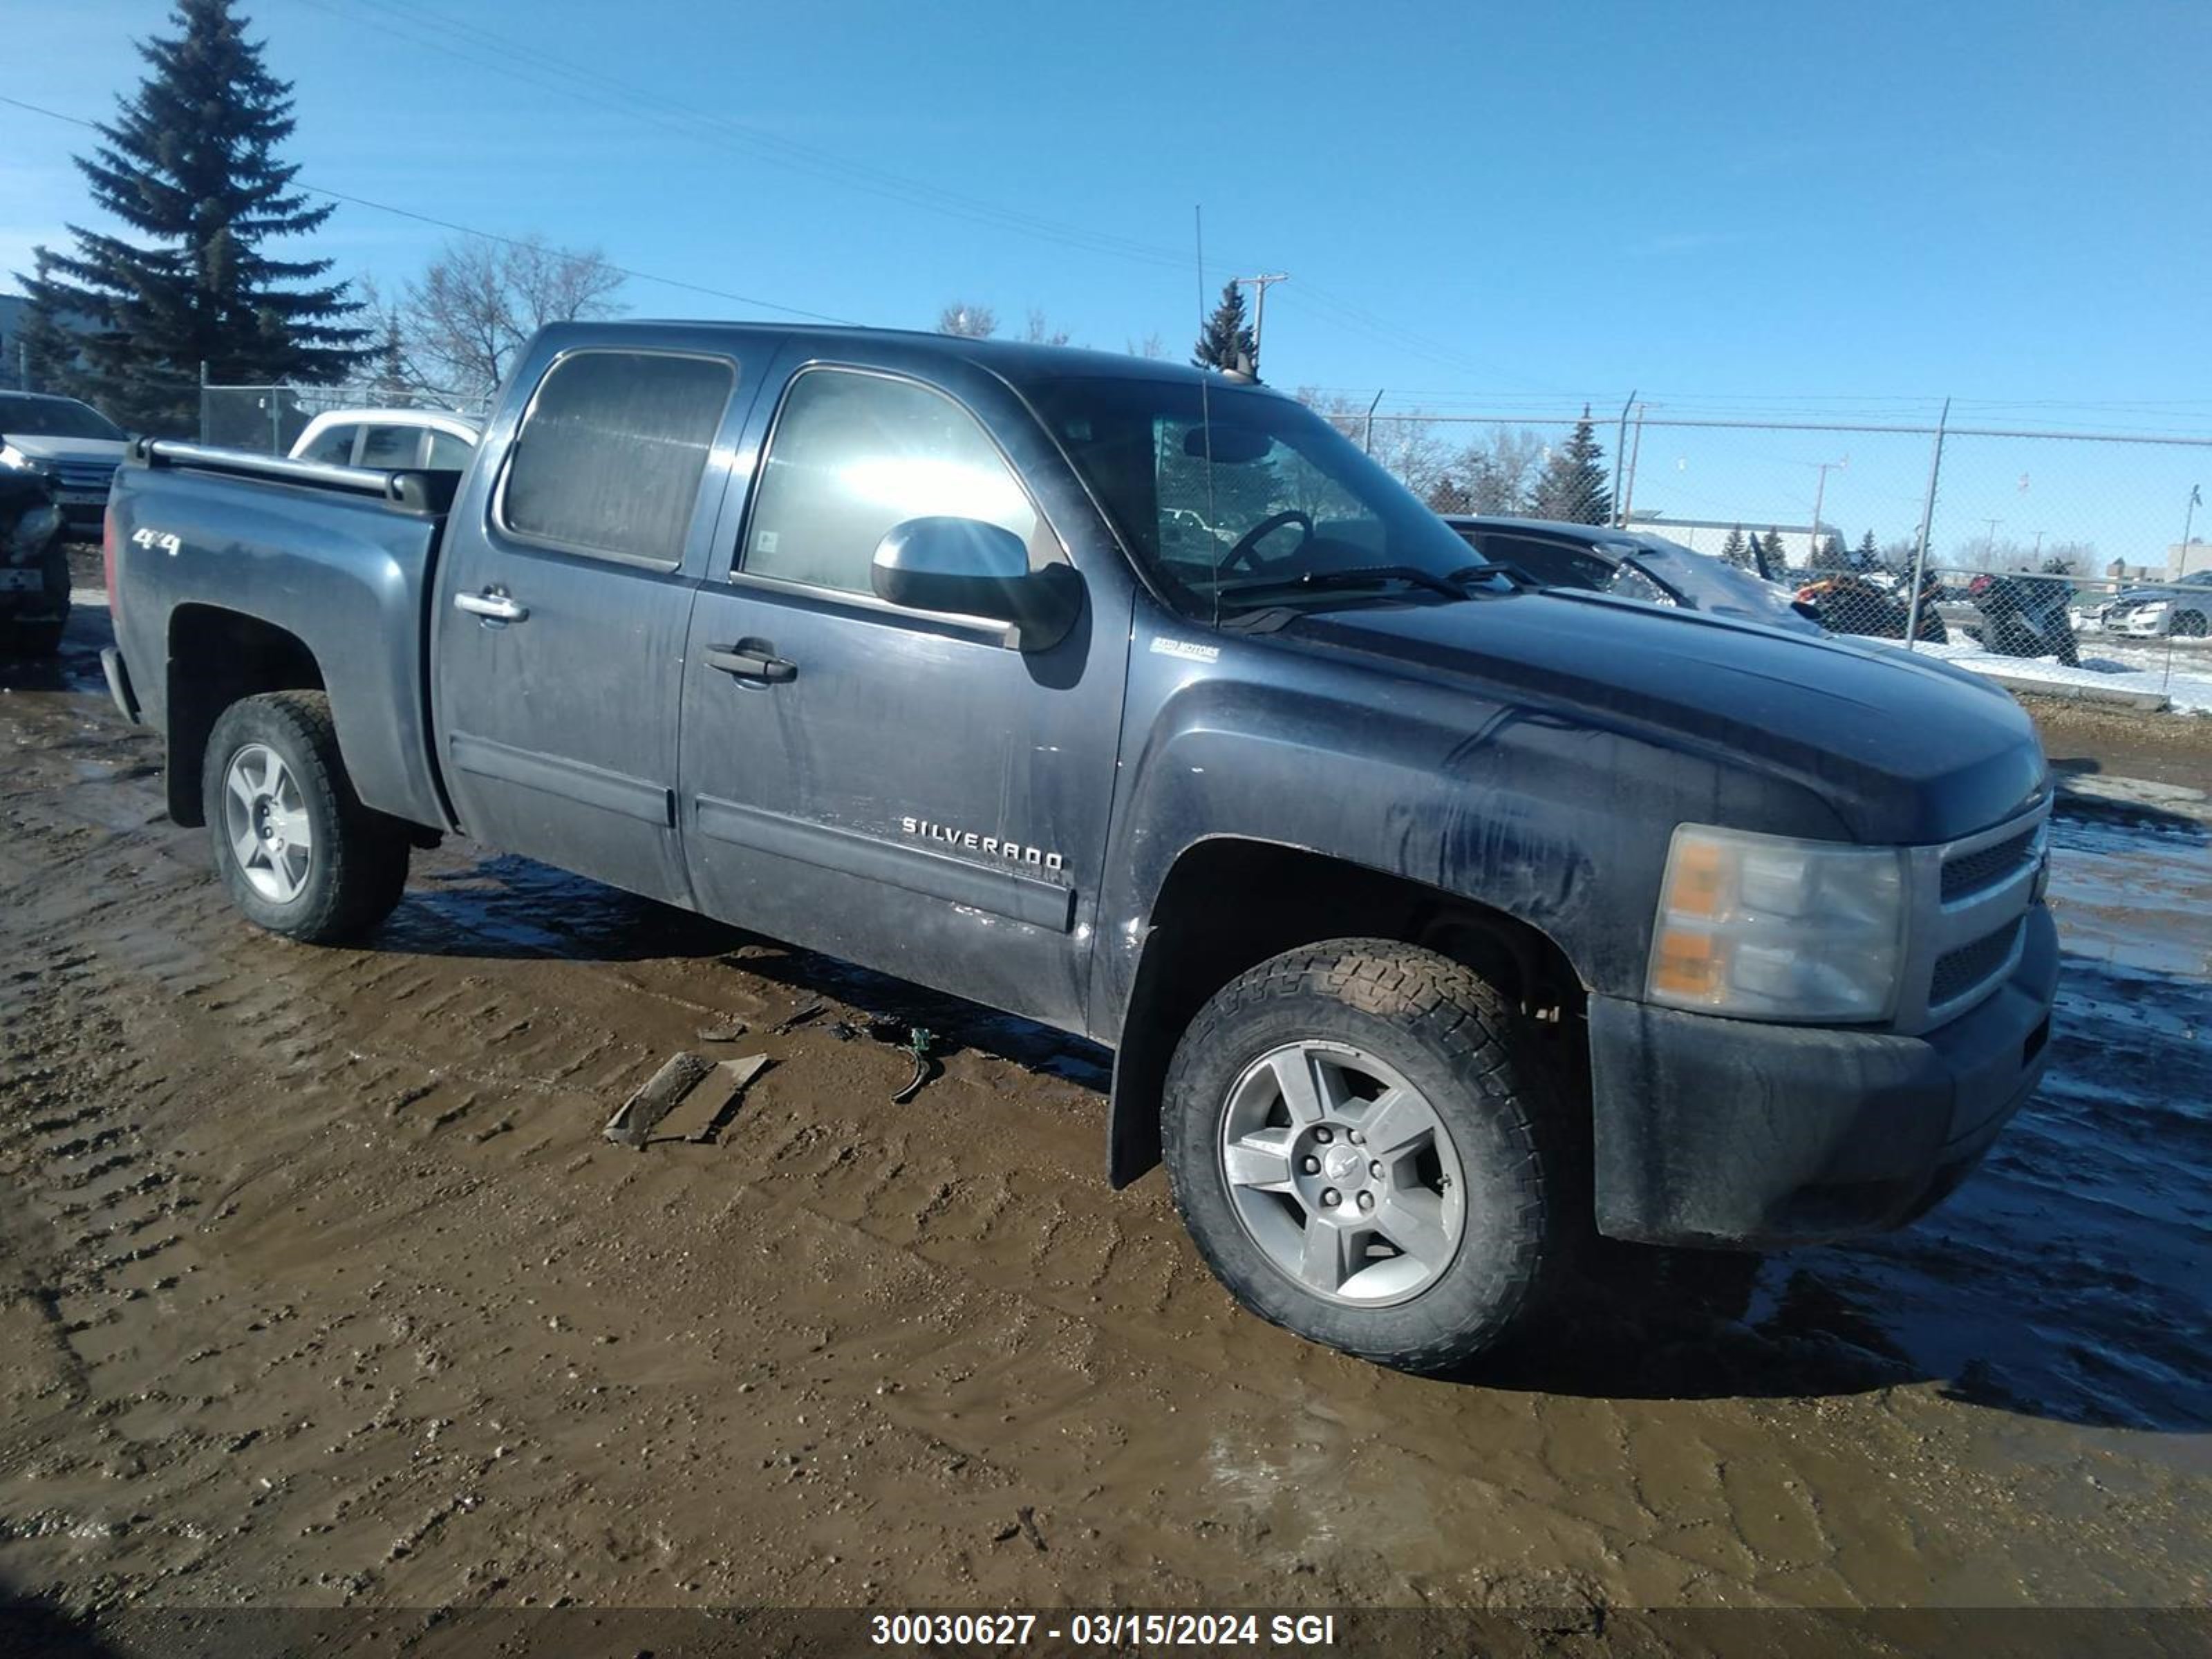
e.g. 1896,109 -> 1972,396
603,319 -> 1264,393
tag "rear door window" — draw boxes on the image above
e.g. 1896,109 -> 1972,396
425,429 -> 474,470
299,424 -> 359,466
501,350 -> 735,568
358,424 -> 425,469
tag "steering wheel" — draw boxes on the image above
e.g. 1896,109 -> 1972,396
1221,509 -> 1314,572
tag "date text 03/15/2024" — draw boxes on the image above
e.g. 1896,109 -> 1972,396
868,1612 -> 1339,1647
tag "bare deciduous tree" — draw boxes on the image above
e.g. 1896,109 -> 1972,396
1295,388 -> 1452,505
1125,332 -> 1167,359
936,301 -> 997,338
1022,308 -> 1071,347
388,236 -> 627,401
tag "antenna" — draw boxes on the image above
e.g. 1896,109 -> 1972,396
1196,206 -> 1219,630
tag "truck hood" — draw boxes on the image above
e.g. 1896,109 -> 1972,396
7,435 -> 129,467
1284,590 -> 2048,845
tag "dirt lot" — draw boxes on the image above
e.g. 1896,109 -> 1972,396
1,600 -> 2208,1627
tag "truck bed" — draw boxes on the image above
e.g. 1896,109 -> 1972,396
106,441 -> 459,833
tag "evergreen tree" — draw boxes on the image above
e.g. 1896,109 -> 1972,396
1524,408 -> 1611,525
1192,281 -> 1258,378
1856,528 -> 1880,570
1759,527 -> 1790,570
1719,525 -> 1751,570
1814,532 -> 1848,569
17,0 -> 369,432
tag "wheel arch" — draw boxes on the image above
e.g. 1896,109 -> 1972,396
1106,836 -> 1588,1188
165,606 -> 326,826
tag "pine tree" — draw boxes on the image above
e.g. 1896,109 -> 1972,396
1760,527 -> 1790,570
1524,408 -> 1611,525
1856,529 -> 1880,570
1192,281 -> 1258,378
17,0 -> 370,433
1720,525 -> 1750,570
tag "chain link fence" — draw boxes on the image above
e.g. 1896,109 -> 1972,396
198,380 -> 491,454
1335,404 -> 2212,714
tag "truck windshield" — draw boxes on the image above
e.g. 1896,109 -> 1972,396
1032,375 -> 1502,616
0,395 -> 125,441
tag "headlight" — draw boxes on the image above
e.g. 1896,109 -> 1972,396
1647,824 -> 1906,1022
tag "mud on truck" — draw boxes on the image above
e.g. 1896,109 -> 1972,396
100,324 -> 2059,1371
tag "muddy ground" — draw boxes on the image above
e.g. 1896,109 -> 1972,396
1,599 -> 2206,1626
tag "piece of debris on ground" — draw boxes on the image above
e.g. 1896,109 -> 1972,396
603,1051 -> 714,1148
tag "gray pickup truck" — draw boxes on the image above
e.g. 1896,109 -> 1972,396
102,324 -> 2059,1371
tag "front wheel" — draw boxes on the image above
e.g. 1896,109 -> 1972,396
1162,939 -> 1573,1372
203,691 -> 410,944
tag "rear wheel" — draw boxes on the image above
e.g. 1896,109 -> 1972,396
1162,939 -> 1573,1373
202,692 -> 410,944
2175,608 -> 2209,639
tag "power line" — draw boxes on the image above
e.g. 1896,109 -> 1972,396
285,0 -> 1540,385
0,92 -> 854,324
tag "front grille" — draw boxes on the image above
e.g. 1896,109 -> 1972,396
53,461 -> 118,492
1941,825 -> 2039,901
1930,920 -> 2023,1007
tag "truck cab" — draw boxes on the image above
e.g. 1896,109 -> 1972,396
102,323 -> 2059,1372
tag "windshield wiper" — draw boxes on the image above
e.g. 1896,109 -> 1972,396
1246,564 -> 1475,602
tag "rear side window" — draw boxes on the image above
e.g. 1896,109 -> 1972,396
502,351 -> 734,568
425,429 -> 473,470
740,368 -> 1038,596
358,424 -> 423,469
299,424 -> 357,466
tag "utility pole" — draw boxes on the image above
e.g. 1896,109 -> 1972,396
1981,517 -> 2003,567
1233,273 -> 1289,371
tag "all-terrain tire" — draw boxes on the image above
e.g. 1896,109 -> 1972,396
202,691 -> 410,944
1161,939 -> 1575,1373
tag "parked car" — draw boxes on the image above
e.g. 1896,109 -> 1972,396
288,408 -> 482,471
103,323 -> 2058,1374
0,436 -> 69,655
0,392 -> 129,538
2110,573 -> 2212,639
1442,516 -> 1823,636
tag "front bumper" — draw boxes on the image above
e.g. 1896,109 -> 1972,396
1587,903 -> 2058,1248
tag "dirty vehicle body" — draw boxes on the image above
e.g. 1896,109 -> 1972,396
0,440 -> 68,655
102,324 -> 2060,1371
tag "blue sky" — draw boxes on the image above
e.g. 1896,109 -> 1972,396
3,0 -> 2210,557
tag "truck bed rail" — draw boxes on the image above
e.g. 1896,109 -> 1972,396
130,438 -> 460,514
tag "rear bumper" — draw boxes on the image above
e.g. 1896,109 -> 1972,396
1588,903 -> 2058,1248
101,646 -> 140,724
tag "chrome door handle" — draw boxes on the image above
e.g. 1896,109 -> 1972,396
455,589 -> 527,622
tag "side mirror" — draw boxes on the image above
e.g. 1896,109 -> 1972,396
870,516 -> 1082,651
